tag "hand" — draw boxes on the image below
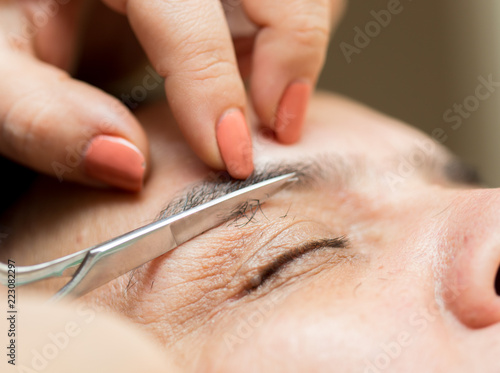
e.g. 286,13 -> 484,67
0,0 -> 344,191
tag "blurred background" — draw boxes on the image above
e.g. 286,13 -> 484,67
318,0 -> 500,186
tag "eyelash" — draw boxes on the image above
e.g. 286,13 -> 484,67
243,238 -> 348,294
244,254 -> 295,293
244,269 -> 284,295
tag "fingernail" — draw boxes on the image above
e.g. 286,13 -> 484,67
216,109 -> 254,179
275,81 -> 312,144
84,135 -> 146,192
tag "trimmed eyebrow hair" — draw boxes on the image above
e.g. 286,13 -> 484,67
156,155 -> 354,220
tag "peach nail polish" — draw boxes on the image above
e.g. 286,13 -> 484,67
216,109 -> 254,179
275,81 -> 312,144
84,135 -> 146,192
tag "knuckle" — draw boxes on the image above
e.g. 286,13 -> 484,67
188,58 -> 237,83
171,33 -> 239,82
289,16 -> 330,50
283,0 -> 331,49
179,45 -> 238,83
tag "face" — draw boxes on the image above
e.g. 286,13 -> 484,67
2,93 -> 499,372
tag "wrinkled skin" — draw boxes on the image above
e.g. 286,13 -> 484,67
2,93 -> 500,372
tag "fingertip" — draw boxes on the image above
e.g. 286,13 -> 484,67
83,135 -> 146,192
72,90 -> 151,192
216,109 -> 254,179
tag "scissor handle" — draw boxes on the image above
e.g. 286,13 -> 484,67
0,249 -> 90,287
51,220 -> 178,301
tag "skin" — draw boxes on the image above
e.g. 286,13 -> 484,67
2,92 -> 500,372
0,0 -> 344,186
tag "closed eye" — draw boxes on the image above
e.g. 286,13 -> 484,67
244,236 -> 349,294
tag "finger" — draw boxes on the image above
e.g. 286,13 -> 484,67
243,0 -> 344,144
104,0 -> 254,179
0,51 -> 149,192
224,1 -> 258,78
12,0 -> 85,70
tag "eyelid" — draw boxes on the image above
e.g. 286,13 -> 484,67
243,237 -> 349,294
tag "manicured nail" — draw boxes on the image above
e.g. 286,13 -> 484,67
84,135 -> 146,192
216,109 -> 254,179
275,81 -> 312,144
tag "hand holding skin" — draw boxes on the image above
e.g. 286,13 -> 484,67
0,0 -> 344,191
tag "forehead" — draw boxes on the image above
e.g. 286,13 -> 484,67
252,93 -> 434,161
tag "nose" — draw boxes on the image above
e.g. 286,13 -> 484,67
443,190 -> 500,328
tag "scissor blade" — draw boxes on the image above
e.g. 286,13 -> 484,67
170,172 -> 297,244
52,172 -> 296,300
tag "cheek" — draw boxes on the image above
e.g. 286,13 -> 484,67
197,279 -> 452,373
201,302 -> 389,373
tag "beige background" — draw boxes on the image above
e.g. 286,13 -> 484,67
318,1 -> 500,186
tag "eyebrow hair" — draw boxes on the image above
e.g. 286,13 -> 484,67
442,157 -> 482,185
156,155 -> 355,220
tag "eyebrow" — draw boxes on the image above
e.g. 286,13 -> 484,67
156,155 -> 354,220
156,151 -> 478,223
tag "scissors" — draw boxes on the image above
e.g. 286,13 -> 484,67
0,173 -> 296,302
